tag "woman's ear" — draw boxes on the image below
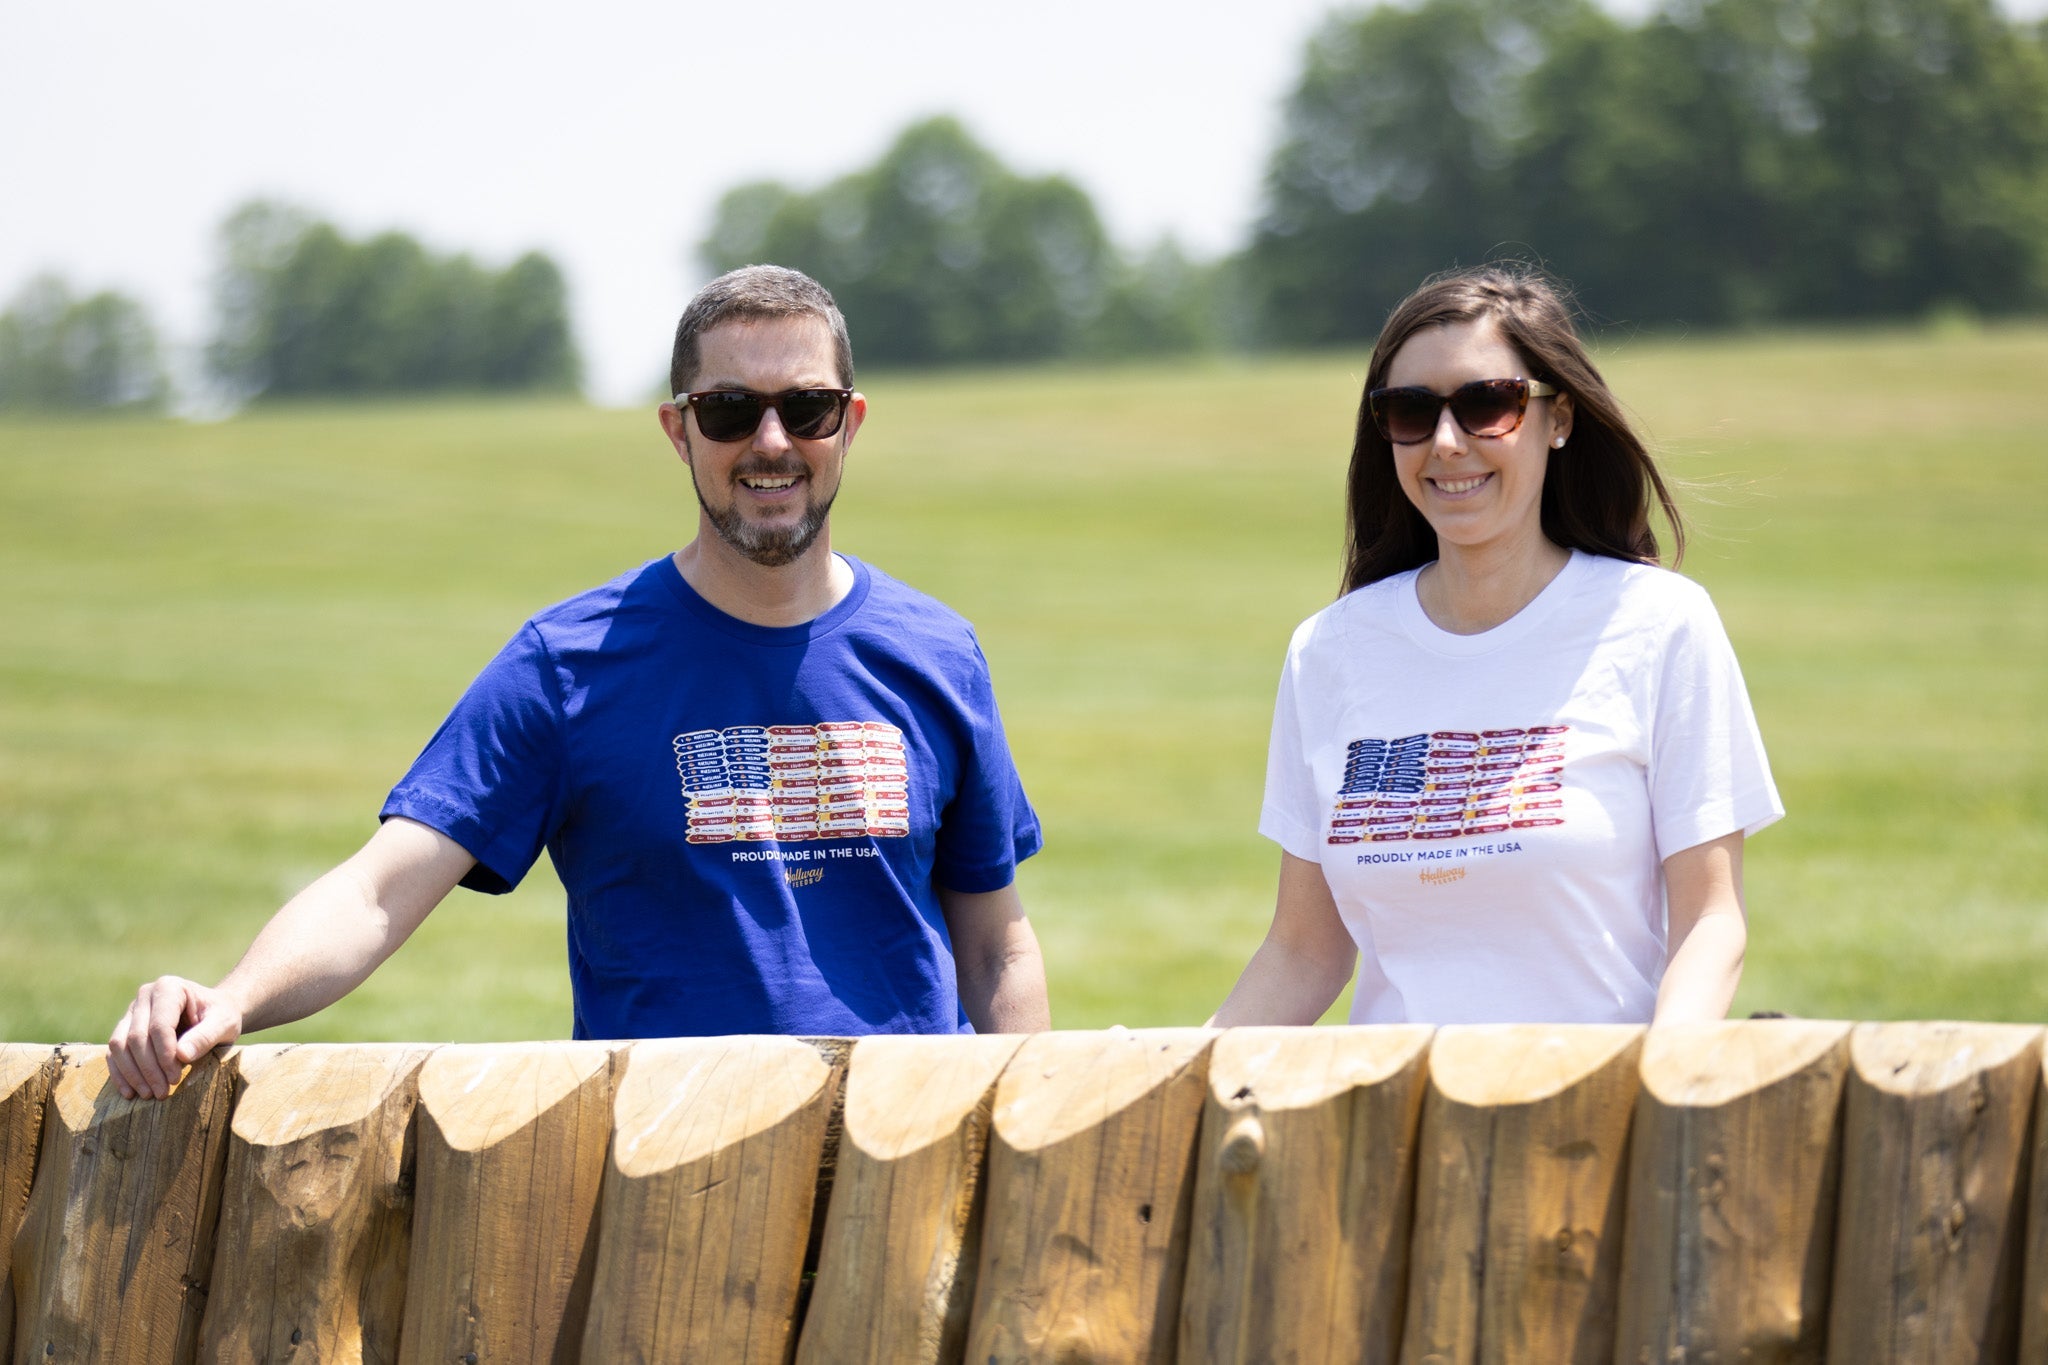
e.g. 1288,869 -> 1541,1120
1550,392 -> 1575,448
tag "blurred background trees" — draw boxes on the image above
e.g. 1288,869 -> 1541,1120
0,274 -> 167,412
206,202 -> 582,401
1244,0 -> 2048,342
702,117 -> 1224,365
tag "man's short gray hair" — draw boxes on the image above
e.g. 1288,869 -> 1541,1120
669,265 -> 854,394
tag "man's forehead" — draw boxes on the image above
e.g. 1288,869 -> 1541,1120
692,314 -> 840,388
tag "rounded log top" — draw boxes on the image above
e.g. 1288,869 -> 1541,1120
416,1041 -> 613,1152
841,1034 -> 1026,1161
230,1043 -> 436,1144
611,1036 -> 830,1177
993,1028 -> 1213,1149
0,1043 -> 54,1096
1847,1021 -> 2043,1094
1427,1024 -> 1643,1107
50,1046 -> 227,1127
1207,1025 -> 1432,1110
1639,1019 -> 1853,1107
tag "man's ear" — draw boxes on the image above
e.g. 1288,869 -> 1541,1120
658,402 -> 693,465
841,392 -> 868,451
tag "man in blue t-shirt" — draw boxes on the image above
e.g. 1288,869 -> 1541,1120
109,265 -> 1050,1099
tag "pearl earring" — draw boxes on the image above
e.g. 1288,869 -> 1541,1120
1552,437 -> 1566,449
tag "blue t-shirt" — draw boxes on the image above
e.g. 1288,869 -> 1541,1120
382,554 -> 1041,1039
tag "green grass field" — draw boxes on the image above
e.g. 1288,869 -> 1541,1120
2,325 -> 2044,1041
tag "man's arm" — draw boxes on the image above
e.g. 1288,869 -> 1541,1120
108,816 -> 476,1099
938,882 -> 1050,1034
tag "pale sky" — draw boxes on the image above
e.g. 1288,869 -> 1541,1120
2,1 -> 1343,404
7,1 -> 2044,405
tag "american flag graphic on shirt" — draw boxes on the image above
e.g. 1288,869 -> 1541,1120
673,721 -> 910,845
1327,726 -> 1569,844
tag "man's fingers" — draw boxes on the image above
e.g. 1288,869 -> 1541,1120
175,1005 -> 240,1064
108,996 -> 150,1100
142,980 -> 194,1099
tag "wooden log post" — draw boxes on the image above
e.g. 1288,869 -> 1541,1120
964,1028 -> 1214,1365
1399,1024 -> 1643,1365
1826,1021 -> 2041,1364
197,1042 -> 437,1365
1615,1019 -> 1853,1365
581,1036 -> 841,1363
1179,1025 -> 1433,1365
10,1046 -> 239,1365
0,1045 -> 60,1361
398,1042 -> 613,1365
796,1034 -> 1027,1365
2021,1044 -> 2048,1364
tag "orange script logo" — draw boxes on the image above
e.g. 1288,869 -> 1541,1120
1419,867 -> 1467,887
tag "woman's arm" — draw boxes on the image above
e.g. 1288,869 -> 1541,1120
1654,831 -> 1748,1024
1209,851 -> 1358,1027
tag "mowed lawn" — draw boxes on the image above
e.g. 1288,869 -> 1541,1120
2,325 -> 2044,1042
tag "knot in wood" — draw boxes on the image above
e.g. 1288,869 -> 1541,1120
1219,1115 -> 1265,1176
1945,1201 -> 1967,1247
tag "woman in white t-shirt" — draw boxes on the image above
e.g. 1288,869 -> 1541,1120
1212,265 -> 1782,1027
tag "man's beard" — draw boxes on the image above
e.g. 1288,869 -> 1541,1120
689,453 -> 837,568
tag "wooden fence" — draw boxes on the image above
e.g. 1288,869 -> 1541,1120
3,1021 -> 2047,1363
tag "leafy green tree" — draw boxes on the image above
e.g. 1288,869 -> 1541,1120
206,202 -> 581,400
702,117 -> 1214,365
0,273 -> 167,412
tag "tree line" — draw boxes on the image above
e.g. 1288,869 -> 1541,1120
1,205 -> 579,413
6,0 -> 2045,411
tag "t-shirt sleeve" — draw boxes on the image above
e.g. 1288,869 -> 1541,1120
381,622 -> 567,895
931,638 -> 1042,894
1647,586 -> 1785,861
1259,628 -> 1325,863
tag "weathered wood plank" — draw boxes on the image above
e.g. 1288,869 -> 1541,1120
1179,1025 -> 1432,1365
1615,1019 -> 1852,1365
796,1033 -> 1026,1365
2019,1045 -> 2048,1364
1827,1021 -> 2041,1364
397,1042 -> 613,1365
0,1045 -> 60,1362
965,1028 -> 1214,1365
580,1036 -> 840,1364
10,1045 -> 238,1365
197,1042 -> 436,1365
1399,1024 -> 1643,1365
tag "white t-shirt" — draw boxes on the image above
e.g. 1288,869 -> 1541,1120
1260,550 -> 1783,1025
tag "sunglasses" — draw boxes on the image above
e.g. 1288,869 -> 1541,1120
1367,378 -> 1558,445
673,387 -> 854,443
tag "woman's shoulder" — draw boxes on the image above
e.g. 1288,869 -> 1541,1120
1287,569 -> 1420,655
1575,553 -> 1720,620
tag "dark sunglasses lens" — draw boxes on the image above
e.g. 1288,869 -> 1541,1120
1450,380 -> 1528,437
693,393 -> 766,441
778,391 -> 845,439
1374,390 -> 1442,444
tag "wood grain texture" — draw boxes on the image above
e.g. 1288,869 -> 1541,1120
1615,1020 -> 1852,1365
0,1046 -> 59,1362
1826,1021 -> 2041,1365
1179,1025 -> 1433,1365
580,1036 -> 840,1365
397,1042 -> 613,1365
9,1046 -> 238,1365
2019,1047 -> 2048,1364
795,1033 -> 1026,1365
198,1042 -> 436,1365
1399,1024 -> 1643,1365
964,1028 -> 1214,1365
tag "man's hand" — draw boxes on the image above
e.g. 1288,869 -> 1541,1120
109,975 -> 244,1100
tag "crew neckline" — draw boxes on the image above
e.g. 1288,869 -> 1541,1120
658,552 -> 871,646
1394,549 -> 1588,657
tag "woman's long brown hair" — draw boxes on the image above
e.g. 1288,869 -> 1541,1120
1342,264 -> 1684,594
